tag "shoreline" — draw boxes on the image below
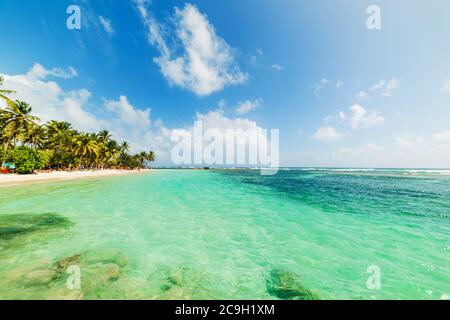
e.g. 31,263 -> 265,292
0,169 -> 152,187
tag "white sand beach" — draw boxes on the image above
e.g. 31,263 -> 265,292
0,169 -> 151,187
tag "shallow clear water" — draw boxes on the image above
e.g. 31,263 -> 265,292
0,169 -> 449,299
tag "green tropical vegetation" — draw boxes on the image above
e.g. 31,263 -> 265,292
0,76 -> 155,174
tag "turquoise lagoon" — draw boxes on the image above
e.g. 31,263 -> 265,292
0,169 -> 449,299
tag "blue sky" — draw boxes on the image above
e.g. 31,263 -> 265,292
1,0 -> 450,167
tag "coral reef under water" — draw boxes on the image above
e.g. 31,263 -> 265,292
266,269 -> 319,300
147,265 -> 222,300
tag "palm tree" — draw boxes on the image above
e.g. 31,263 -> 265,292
146,151 -> 156,163
135,151 -> 155,169
44,121 -> 77,169
46,121 -> 73,137
0,100 -> 40,150
137,151 -> 148,168
120,141 -> 130,152
90,130 -> 113,169
97,130 -> 112,144
73,133 -> 100,169
99,139 -> 119,169
23,124 -> 47,148
118,141 -> 130,167
1,77 -> 157,171
1,76 -> 15,143
0,76 -> 16,109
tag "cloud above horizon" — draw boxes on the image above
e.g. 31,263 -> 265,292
235,98 -> 263,115
289,134 -> 450,168
0,63 -> 269,166
271,64 -> 284,72
347,104 -> 385,130
434,131 -> 450,142
27,63 -> 78,80
314,126 -> 343,142
0,64 -> 164,154
1,63 -> 100,131
313,78 -> 329,97
369,78 -> 399,97
134,2 -> 248,96
315,104 -> 385,144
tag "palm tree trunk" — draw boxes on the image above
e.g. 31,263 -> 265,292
78,155 -> 84,170
3,132 -> 15,151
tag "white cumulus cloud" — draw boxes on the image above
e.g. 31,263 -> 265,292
104,96 -> 151,128
395,133 -> 425,148
349,104 -> 385,130
135,2 -> 248,96
1,63 -> 99,131
235,98 -> 263,115
370,80 -> 385,91
382,78 -> 399,97
0,64 -> 165,155
171,108 -> 273,166
332,143 -> 383,163
1,63 -> 271,166
26,63 -> 78,80
271,64 -> 284,72
313,78 -> 329,97
314,126 -> 343,142
356,90 -> 370,100
434,131 -> 450,142
367,78 -> 398,97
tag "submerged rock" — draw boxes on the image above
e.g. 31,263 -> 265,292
83,249 -> 128,268
53,254 -> 82,273
43,249 -> 127,294
0,215 -> 131,299
98,263 -> 121,282
147,266 -> 218,300
25,269 -> 58,286
266,269 -> 319,300
166,268 -> 185,287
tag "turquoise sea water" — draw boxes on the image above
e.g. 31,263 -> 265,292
0,169 -> 449,300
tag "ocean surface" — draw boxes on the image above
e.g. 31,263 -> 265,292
0,169 -> 449,300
